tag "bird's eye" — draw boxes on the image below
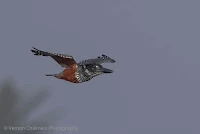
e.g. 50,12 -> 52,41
92,65 -> 98,69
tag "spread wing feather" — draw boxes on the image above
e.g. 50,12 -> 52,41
31,47 -> 76,67
78,54 -> 115,65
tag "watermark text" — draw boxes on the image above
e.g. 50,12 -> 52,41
3,125 -> 78,132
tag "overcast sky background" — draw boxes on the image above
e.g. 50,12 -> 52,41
0,0 -> 200,134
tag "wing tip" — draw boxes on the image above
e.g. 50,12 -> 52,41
102,54 -> 116,63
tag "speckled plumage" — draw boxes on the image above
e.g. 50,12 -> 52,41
31,47 -> 115,83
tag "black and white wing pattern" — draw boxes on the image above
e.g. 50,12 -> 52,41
78,54 -> 115,65
31,47 -> 76,67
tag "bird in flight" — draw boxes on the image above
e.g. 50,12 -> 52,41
31,47 -> 115,83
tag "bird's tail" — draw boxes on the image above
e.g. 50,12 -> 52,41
45,74 -> 55,76
45,74 -> 59,78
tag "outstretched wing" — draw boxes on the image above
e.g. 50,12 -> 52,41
78,54 -> 115,65
31,47 -> 76,67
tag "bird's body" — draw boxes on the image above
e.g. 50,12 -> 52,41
46,64 -> 79,83
31,47 -> 115,83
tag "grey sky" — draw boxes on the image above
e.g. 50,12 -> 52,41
0,0 -> 200,134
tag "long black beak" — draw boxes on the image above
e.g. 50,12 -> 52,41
100,67 -> 113,73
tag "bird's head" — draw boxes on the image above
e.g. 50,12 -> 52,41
78,64 -> 113,81
77,54 -> 115,82
87,64 -> 113,74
